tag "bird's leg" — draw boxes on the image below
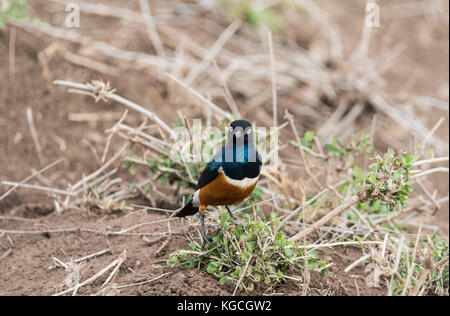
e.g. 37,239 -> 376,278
198,211 -> 211,248
226,206 -> 240,225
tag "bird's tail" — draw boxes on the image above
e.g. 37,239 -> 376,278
176,199 -> 199,217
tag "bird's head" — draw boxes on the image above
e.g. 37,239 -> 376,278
227,120 -> 254,146
228,120 -> 252,137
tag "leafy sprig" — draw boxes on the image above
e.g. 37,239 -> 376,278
168,211 -> 328,293
0,0 -> 28,29
354,149 -> 414,212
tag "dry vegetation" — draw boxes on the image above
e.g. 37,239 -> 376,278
0,0 -> 449,296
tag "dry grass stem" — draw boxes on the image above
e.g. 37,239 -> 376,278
53,250 -> 127,296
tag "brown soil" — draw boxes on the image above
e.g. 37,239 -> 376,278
0,0 -> 448,296
0,205 -> 385,296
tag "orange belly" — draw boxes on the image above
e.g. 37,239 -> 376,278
199,172 -> 258,207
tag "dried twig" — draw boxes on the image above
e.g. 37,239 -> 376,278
402,224 -> 422,296
102,110 -> 128,163
290,196 -> 360,242
0,159 -> 62,202
344,254 -> 372,273
113,272 -> 172,289
268,30 -> 277,127
138,0 -> 166,59
185,19 -> 241,85
285,110 -> 323,190
9,27 -> 16,106
26,107 -> 46,166
69,249 -> 112,265
0,248 -> 12,261
1,181 -> 74,196
165,73 -> 233,120
411,167 -> 449,179
53,250 -> 127,296
232,256 -> 252,296
71,142 -> 130,191
278,189 -> 328,230
53,80 -> 174,137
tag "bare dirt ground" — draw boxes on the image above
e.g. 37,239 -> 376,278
0,0 -> 448,296
0,206 -> 386,296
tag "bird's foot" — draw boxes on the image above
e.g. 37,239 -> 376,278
226,206 -> 240,226
201,234 -> 212,250
199,211 -> 212,249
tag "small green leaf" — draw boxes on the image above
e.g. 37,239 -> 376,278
304,131 -> 315,142
219,277 -> 228,285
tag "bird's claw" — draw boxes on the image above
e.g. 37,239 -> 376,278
201,235 -> 212,249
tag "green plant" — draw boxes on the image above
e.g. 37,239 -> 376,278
391,235 -> 449,296
121,149 -> 199,202
325,133 -> 374,161
0,0 -> 28,29
354,149 -> 414,213
168,211 -> 328,293
321,135 -> 413,215
325,139 -> 348,158
287,130 -> 314,150
225,1 -> 284,31
429,236 -> 449,295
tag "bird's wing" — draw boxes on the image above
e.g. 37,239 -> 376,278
256,151 -> 262,164
195,149 -> 223,190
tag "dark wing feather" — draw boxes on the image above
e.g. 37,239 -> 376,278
176,200 -> 198,217
196,159 -> 222,190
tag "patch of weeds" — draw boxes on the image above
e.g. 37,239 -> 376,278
288,130 -> 315,150
251,187 -> 264,202
168,211 -> 328,293
354,149 -> 414,213
96,197 -> 128,213
391,235 -> 449,296
429,236 -> 449,295
122,152 -> 138,176
224,1 -> 284,31
325,139 -> 348,159
121,149 -> 200,202
0,0 -> 28,29
302,131 -> 315,148
325,133 -> 374,161
320,135 -> 413,216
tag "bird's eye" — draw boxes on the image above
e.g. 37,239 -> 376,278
229,126 -> 234,132
247,128 -> 252,134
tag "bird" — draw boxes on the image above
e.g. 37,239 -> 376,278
176,120 -> 262,247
